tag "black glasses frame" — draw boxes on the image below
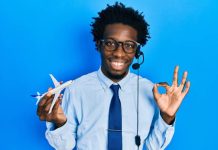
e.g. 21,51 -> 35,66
100,38 -> 140,54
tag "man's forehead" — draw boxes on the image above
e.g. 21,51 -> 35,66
103,23 -> 137,41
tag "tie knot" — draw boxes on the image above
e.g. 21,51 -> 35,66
110,84 -> 120,95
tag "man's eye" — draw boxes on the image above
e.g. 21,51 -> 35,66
125,43 -> 135,49
105,41 -> 115,46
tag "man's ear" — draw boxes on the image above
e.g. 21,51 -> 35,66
96,41 -> 101,51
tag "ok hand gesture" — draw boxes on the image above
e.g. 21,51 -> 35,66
152,66 -> 190,124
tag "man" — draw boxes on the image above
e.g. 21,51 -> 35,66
37,2 -> 190,150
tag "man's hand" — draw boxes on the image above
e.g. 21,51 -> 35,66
37,88 -> 67,128
152,66 -> 190,124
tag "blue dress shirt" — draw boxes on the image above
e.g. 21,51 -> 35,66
45,68 -> 175,150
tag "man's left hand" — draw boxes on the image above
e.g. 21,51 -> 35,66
152,66 -> 191,124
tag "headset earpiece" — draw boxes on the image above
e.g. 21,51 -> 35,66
135,47 -> 141,59
132,48 -> 144,70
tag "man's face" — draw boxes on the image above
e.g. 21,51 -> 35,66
98,23 -> 137,82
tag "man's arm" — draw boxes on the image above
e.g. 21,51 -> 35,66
143,66 -> 190,149
143,111 -> 175,150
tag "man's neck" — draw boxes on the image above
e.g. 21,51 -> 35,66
101,68 -> 128,83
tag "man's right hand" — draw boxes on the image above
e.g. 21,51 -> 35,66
37,88 -> 67,128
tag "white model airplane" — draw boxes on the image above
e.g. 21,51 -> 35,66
31,74 -> 73,114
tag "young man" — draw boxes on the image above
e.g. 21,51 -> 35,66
37,2 -> 190,150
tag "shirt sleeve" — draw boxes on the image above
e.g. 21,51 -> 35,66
45,87 -> 78,150
143,113 -> 175,150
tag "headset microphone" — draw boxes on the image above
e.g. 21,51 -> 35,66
132,51 -> 144,70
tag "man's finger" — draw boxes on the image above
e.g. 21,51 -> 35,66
179,71 -> 188,91
158,82 -> 169,86
37,95 -> 53,120
37,94 -> 52,116
182,81 -> 190,97
46,87 -> 53,97
53,97 -> 62,114
37,95 -> 47,107
152,84 -> 161,100
44,100 -> 52,114
172,65 -> 179,87
39,115 -> 46,121
157,82 -> 171,92
58,94 -> 63,104
41,95 -> 54,114
46,113 -> 53,122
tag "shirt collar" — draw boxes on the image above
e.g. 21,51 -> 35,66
97,67 -> 131,91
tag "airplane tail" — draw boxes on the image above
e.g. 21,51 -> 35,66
31,92 -> 42,105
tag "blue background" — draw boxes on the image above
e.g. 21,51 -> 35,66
0,0 -> 217,149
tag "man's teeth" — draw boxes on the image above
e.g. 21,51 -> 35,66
111,61 -> 124,66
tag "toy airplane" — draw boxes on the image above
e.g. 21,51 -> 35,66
31,74 -> 73,114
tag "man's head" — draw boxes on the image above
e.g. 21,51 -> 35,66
90,2 -> 150,82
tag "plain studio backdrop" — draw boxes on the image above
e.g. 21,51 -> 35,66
0,0 -> 217,149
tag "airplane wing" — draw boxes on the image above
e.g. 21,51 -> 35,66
49,74 -> 60,87
48,90 -> 61,114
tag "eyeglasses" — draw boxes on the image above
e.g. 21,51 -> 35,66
100,38 -> 140,54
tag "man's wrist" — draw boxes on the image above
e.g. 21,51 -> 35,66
160,111 -> 175,125
54,118 -> 67,129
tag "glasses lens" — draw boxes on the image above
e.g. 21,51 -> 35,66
102,39 -> 116,51
123,41 -> 137,53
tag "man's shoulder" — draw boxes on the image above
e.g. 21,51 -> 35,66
129,72 -> 154,86
128,72 -> 154,98
76,71 -> 98,82
69,71 -> 99,89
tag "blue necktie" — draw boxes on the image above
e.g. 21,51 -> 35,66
108,84 -> 122,150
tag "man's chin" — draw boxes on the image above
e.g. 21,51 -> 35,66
107,70 -> 127,81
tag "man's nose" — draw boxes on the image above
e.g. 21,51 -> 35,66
113,43 -> 125,57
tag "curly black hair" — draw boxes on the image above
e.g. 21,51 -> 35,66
91,2 -> 150,48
